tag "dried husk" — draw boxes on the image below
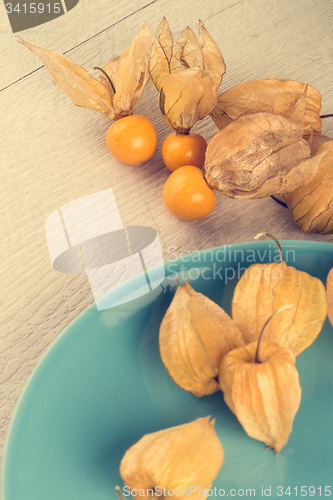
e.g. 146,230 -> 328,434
112,22 -> 152,118
219,340 -> 301,454
120,416 -> 224,500
210,78 -> 322,133
204,112 -> 325,199
18,23 -> 152,120
150,18 -> 225,133
303,130 -> 333,155
284,141 -> 333,234
232,260 -> 327,356
159,280 -> 245,397
327,268 -> 333,328
18,37 -> 116,120
149,17 -> 174,91
159,69 -> 219,133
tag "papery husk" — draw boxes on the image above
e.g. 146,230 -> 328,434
18,37 -> 116,120
120,416 -> 224,500
112,22 -> 152,118
159,69 -> 219,133
204,112 -> 325,199
284,141 -> 333,234
150,18 -> 225,133
327,268 -> 333,328
232,261 -> 327,356
149,17 -> 174,91
18,22 -> 152,120
303,130 -> 333,155
159,280 -> 244,397
210,78 -> 322,133
219,340 -> 301,454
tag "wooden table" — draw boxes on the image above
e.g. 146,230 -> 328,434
1,0 -> 333,474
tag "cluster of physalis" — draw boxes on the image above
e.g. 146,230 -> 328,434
19,18 -> 333,229
114,233 -> 332,500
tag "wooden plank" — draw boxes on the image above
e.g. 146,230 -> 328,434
0,0 -> 156,89
0,0 -> 239,89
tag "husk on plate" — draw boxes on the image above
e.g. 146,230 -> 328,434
231,233 -> 327,355
327,268 -> 333,328
118,416 -> 224,500
159,280 -> 244,397
219,338 -> 301,454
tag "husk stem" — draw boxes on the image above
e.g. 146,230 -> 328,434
88,66 -> 116,95
254,232 -> 284,263
254,304 -> 293,363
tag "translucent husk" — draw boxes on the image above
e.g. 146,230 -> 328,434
219,339 -> 301,454
119,416 -> 224,500
231,233 -> 327,355
210,78 -> 322,133
18,23 -> 152,120
159,280 -> 245,397
284,141 -> 333,234
150,18 -> 226,133
204,112 -> 325,199
327,268 -> 333,328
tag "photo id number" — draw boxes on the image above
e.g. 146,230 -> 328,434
5,3 -> 61,14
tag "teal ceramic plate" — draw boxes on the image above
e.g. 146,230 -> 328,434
2,241 -> 333,500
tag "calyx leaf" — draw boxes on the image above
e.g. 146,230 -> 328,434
18,22 -> 152,120
219,340 -> 301,454
284,141 -> 333,234
204,112 -> 323,199
327,268 -> 333,328
210,78 -> 322,132
159,280 -> 244,397
112,22 -> 152,118
18,37 -> 116,120
159,69 -> 218,134
120,417 -> 224,500
150,18 -> 225,133
231,234 -> 327,355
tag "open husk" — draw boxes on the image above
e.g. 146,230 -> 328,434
18,23 -> 152,120
159,280 -> 244,397
119,416 -> 224,500
219,340 -> 301,454
210,78 -> 322,133
284,141 -> 333,234
150,18 -> 226,133
204,112 -> 325,199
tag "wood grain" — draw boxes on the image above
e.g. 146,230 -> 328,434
1,0 -> 333,477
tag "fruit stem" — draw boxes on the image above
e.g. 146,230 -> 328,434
320,114 -> 333,119
254,232 -> 284,263
88,66 -> 116,95
254,304 -> 293,363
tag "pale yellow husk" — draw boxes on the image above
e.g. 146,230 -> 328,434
231,261 -> 327,355
219,340 -> 301,454
120,417 -> 224,500
159,280 -> 244,397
